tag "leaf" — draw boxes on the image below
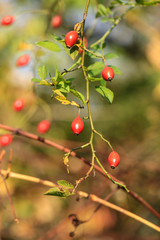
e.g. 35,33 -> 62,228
96,4 -> 112,18
70,88 -> 86,106
88,61 -> 104,76
63,155 -> 69,174
69,45 -> 79,60
38,65 -> 47,79
95,86 -> 114,103
108,65 -> 122,75
52,34 -> 62,42
104,53 -> 119,60
70,101 -> 79,107
31,78 -> 41,83
55,96 -> 71,105
100,79 -> 106,86
39,80 -> 51,86
88,77 -> 103,82
44,187 -> 66,198
36,41 -> 61,52
66,78 -> 75,82
101,17 -> 114,23
57,180 -> 74,189
54,89 -> 65,97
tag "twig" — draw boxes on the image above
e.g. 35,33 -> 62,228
0,123 -> 159,219
0,172 -> 19,223
78,191 -> 160,232
1,169 -> 159,232
91,6 -> 135,48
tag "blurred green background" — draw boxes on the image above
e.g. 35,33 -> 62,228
0,0 -> 160,239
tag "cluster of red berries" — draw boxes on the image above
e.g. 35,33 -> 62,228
64,30 -> 114,80
1,16 -> 31,67
13,98 -> 51,134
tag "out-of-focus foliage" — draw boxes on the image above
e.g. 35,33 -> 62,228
0,0 -> 160,239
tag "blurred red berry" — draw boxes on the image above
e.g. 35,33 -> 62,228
16,54 -> 30,67
37,120 -> 51,134
13,99 -> 25,111
1,15 -> 14,25
51,15 -> 62,28
79,37 -> 88,53
0,134 -> 13,146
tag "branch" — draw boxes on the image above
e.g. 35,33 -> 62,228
1,169 -> 160,232
0,123 -> 159,219
78,191 -> 160,232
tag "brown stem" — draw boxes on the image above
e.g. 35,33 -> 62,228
78,191 -> 160,232
0,172 -> 19,223
0,123 -> 159,219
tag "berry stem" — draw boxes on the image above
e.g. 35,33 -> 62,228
95,156 -> 129,192
93,129 -> 113,151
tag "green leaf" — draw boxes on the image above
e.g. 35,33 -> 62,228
52,34 -> 62,42
88,77 -> 103,82
36,41 -> 61,52
70,88 -> 86,106
57,180 -> 74,189
39,80 -> 51,86
44,187 -> 66,198
66,78 -> 74,82
38,65 -> 47,80
96,4 -> 112,18
100,79 -> 106,86
108,65 -> 122,75
104,53 -> 119,60
31,78 -> 41,83
69,45 -> 79,60
92,44 -> 101,51
88,61 -> 104,76
101,17 -> 115,23
95,86 -> 114,104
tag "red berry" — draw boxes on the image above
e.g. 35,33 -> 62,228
71,117 -> 84,135
13,99 -> 25,112
16,54 -> 30,67
79,37 -> 88,53
0,134 -> 13,147
51,15 -> 62,28
102,67 -> 114,81
65,31 -> 78,48
108,151 -> 120,169
37,120 -> 51,134
1,15 -> 14,26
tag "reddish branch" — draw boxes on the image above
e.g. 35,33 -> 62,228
0,123 -> 159,219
